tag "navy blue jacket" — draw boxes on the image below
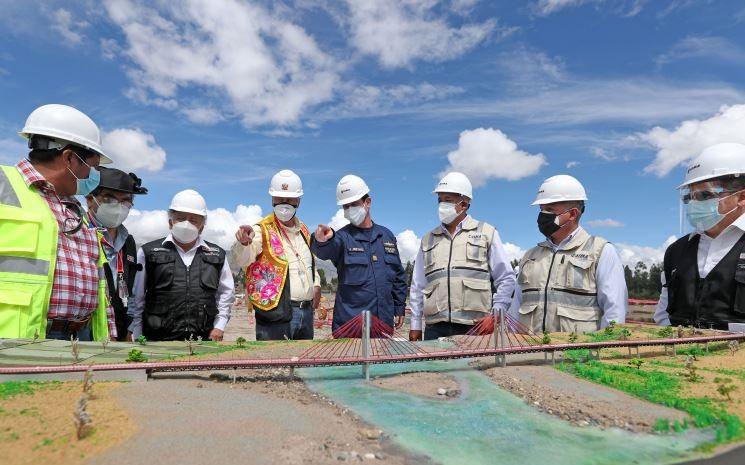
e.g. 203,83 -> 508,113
311,223 -> 408,332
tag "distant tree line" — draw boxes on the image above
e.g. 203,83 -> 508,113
624,261 -> 663,299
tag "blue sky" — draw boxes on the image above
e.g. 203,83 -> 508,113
2,0 -> 745,265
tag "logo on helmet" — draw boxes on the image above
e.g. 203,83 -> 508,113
281,183 -> 289,190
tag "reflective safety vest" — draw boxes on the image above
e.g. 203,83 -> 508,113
420,216 -> 496,326
0,165 -> 110,340
517,227 -> 607,334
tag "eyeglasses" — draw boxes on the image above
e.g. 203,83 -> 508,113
681,187 -> 733,204
97,195 -> 133,208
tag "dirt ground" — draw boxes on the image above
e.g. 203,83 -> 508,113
472,355 -> 689,432
86,368 -> 426,465
0,382 -> 134,465
371,371 -> 461,399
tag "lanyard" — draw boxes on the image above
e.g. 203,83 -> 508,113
274,217 -> 313,282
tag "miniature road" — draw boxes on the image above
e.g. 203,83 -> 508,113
86,371 -> 420,465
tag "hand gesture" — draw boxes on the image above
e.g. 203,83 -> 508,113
315,224 -> 333,243
235,225 -> 255,246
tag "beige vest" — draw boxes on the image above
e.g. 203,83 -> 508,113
517,227 -> 608,334
421,216 -> 495,326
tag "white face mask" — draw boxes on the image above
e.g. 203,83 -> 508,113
171,220 -> 200,244
344,205 -> 367,226
438,202 -> 459,225
273,204 -> 297,223
94,202 -> 131,228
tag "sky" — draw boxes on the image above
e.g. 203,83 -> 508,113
2,0 -> 745,267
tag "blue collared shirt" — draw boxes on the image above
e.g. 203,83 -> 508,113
312,222 -> 408,331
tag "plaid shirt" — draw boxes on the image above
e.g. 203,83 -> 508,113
15,160 -> 117,337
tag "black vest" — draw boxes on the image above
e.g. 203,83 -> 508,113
103,234 -> 139,341
142,239 -> 226,341
663,233 -> 745,330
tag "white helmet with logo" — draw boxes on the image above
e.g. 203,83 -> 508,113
19,104 -> 112,164
433,172 -> 473,199
169,189 -> 207,216
678,143 -> 745,188
269,169 -> 303,198
336,174 -> 370,206
532,174 -> 588,205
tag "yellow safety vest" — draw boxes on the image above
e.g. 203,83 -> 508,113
0,165 -> 110,340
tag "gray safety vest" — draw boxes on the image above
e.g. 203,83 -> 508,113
420,216 -> 496,326
517,227 -> 607,334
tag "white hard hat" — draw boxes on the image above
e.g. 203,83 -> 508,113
169,189 -> 207,216
268,169 -> 303,198
532,174 -> 588,205
433,172 -> 473,199
678,143 -> 745,189
336,174 -> 370,206
18,104 -> 111,164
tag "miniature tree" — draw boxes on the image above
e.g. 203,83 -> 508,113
619,328 -> 631,341
236,337 -> 247,348
82,367 -> 95,397
714,378 -> 738,401
70,335 -> 80,362
185,334 -> 198,355
628,358 -> 644,370
541,332 -> 551,345
568,331 -> 578,344
33,328 -> 40,343
658,327 -> 674,338
683,356 -> 702,382
136,335 -> 147,345
729,340 -> 740,356
101,337 -> 110,352
126,349 -> 148,363
73,394 -> 92,440
677,325 -> 685,338
605,320 -> 617,335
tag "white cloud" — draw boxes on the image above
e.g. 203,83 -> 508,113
124,204 -> 263,251
181,106 -> 224,125
396,229 -> 421,264
503,242 -> 527,263
615,236 -> 677,267
640,104 -> 745,177
586,218 -> 624,228
442,128 -> 547,187
0,137 -> 27,165
532,0 -> 590,16
328,209 -> 349,231
50,8 -> 87,46
426,79 -> 745,127
566,161 -> 579,168
531,0 -> 646,17
344,0 -> 499,69
102,128 -> 167,173
656,36 -> 745,66
104,0 -> 339,128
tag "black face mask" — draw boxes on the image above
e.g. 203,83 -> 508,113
537,210 -> 570,237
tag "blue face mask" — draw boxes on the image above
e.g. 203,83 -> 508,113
686,193 -> 738,232
67,153 -> 100,196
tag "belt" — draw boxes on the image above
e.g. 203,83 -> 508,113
47,317 -> 92,333
291,300 -> 313,309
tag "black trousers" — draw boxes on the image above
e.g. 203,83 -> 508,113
256,321 -> 291,341
423,321 -> 473,340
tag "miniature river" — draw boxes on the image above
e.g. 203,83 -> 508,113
299,357 -> 711,465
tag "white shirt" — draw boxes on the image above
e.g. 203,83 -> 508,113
128,234 -> 235,338
508,227 -> 628,328
230,219 -> 320,301
409,218 -> 517,331
654,214 -> 745,326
